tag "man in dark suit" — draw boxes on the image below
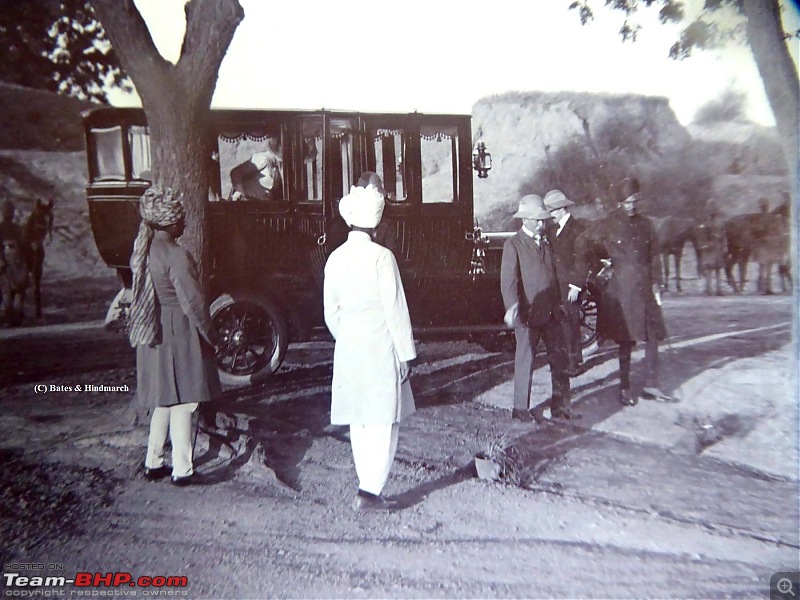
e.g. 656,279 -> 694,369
500,194 -> 576,422
544,190 -> 588,376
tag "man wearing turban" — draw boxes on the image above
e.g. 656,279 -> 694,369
323,172 -> 416,511
129,185 -> 221,486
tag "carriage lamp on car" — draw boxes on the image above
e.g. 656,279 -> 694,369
472,141 -> 492,178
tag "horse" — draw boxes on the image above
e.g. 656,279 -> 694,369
724,203 -> 790,294
25,199 -> 53,318
651,216 -> 699,293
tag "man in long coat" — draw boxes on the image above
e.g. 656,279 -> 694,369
324,173 -> 416,511
500,194 -> 574,422
128,186 -> 221,486
575,177 -> 675,405
544,189 -> 588,376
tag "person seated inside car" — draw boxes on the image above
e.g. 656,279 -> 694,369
229,141 -> 283,201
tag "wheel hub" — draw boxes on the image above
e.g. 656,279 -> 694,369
231,329 -> 246,347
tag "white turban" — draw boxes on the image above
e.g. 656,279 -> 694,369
339,184 -> 385,228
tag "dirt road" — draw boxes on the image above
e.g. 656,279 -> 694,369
1,293 -> 797,598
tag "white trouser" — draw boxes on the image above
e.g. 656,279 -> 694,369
145,402 -> 199,478
349,423 -> 399,496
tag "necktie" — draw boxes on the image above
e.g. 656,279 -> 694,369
534,235 -> 546,259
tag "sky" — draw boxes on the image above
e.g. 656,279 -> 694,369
110,0 -> 800,126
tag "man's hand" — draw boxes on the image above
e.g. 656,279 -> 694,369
652,284 -> 662,306
567,287 -> 580,303
504,303 -> 519,328
399,361 -> 412,383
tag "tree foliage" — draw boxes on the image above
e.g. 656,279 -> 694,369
0,0 -> 130,102
568,0 -> 756,56
510,114 -> 715,222
692,86 -> 750,123
568,0 -> 799,211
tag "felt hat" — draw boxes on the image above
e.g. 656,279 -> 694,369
512,194 -> 551,220
543,189 -> 575,210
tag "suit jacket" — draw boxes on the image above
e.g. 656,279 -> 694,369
500,230 -> 562,327
549,215 -> 588,300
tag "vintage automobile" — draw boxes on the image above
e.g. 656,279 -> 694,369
83,107 -> 596,385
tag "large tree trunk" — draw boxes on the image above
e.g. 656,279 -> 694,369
743,0 -> 799,303
89,0 -> 244,426
89,0 -> 244,274
742,0 -> 798,205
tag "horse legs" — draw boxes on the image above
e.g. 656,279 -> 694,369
724,255 -> 738,292
12,290 -> 25,325
758,262 -> 774,295
674,249 -> 682,293
33,251 -> 43,319
738,260 -> 749,293
778,262 -> 792,292
3,288 -> 23,326
662,252 -> 671,292
714,268 -> 723,296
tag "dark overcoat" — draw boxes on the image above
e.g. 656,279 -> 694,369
575,209 -> 667,344
136,231 -> 221,408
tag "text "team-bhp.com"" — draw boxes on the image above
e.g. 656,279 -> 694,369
3,572 -> 188,597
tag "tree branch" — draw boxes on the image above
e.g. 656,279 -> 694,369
88,0 -> 172,100
177,0 -> 244,109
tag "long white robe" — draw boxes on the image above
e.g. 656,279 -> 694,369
324,231 -> 416,425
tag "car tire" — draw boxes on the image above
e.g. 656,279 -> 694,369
210,292 -> 288,387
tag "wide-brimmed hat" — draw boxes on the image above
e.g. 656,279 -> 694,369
355,171 -> 387,197
512,194 -> 551,220
543,189 -> 575,210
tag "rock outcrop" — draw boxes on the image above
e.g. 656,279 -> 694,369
470,90 -> 693,223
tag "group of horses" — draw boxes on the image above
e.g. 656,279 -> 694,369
0,199 -> 53,326
656,202 -> 792,296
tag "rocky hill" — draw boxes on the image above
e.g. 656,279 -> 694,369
0,81 -> 91,152
686,121 -> 789,213
470,90 -> 789,227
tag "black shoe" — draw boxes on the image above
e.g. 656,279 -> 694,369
642,387 -> 678,403
354,490 -> 400,511
143,465 -> 170,481
619,389 -> 637,406
512,408 -> 534,422
551,408 -> 582,420
566,364 -> 585,377
170,472 -> 202,487
528,408 -> 547,424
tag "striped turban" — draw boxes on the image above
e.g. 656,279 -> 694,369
127,185 -> 185,347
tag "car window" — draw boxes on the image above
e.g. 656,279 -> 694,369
218,129 -> 283,201
372,128 -> 407,202
90,126 -> 125,181
129,125 -> 151,181
420,125 -> 458,204
331,118 -> 354,200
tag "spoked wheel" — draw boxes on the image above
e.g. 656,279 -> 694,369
210,293 -> 288,386
579,295 -> 598,349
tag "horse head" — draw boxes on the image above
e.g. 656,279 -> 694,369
26,199 -> 54,246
